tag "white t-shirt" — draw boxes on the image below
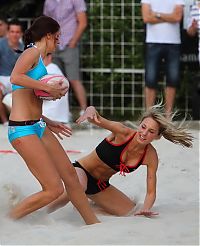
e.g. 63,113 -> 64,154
141,0 -> 185,44
42,63 -> 70,123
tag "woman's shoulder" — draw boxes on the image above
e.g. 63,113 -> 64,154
116,124 -> 136,136
147,144 -> 158,157
20,47 -> 40,63
22,47 -> 40,57
145,144 -> 158,166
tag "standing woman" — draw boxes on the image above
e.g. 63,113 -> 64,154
8,16 -> 99,225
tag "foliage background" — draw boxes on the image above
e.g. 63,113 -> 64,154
0,0 -> 199,120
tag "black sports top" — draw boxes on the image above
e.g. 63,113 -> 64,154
95,132 -> 148,176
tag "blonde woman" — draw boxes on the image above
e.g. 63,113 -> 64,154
48,104 -> 193,217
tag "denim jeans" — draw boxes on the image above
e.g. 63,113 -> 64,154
145,43 -> 181,88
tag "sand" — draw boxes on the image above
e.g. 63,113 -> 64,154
0,124 -> 199,245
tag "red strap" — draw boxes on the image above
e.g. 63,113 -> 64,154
97,180 -> 107,191
119,162 -> 130,176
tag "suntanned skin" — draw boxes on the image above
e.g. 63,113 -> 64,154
8,21 -> 99,225
48,106 -> 160,217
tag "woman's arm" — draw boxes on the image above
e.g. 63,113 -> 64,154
42,115 -> 72,140
10,48 -> 67,99
76,106 -> 132,135
135,147 -> 159,217
11,48 -> 47,90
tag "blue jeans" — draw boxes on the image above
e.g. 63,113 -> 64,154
145,43 -> 180,88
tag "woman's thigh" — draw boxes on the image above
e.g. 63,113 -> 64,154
88,185 -> 135,216
41,127 -> 77,184
11,134 -> 63,190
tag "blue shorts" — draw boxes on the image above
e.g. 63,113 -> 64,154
145,43 -> 181,88
8,119 -> 46,143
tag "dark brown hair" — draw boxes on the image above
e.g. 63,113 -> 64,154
23,15 -> 60,48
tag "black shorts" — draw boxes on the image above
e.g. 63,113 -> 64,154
73,161 -> 110,195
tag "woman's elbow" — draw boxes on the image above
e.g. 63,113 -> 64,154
10,74 -> 18,85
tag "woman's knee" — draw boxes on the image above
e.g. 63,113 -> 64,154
45,183 -> 65,202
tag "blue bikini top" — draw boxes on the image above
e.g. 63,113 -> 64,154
12,44 -> 47,91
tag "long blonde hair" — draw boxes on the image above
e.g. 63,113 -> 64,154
140,103 -> 194,148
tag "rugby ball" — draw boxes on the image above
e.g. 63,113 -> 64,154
34,74 -> 70,100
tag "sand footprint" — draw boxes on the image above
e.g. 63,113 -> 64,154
3,183 -> 23,208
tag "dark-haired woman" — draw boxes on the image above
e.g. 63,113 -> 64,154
7,16 -> 99,225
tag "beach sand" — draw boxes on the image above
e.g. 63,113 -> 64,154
0,124 -> 199,245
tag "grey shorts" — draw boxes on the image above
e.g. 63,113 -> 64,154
52,46 -> 80,81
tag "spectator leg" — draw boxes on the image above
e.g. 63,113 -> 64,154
145,87 -> 156,109
165,86 -> 176,118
